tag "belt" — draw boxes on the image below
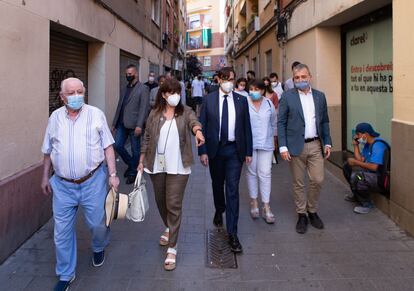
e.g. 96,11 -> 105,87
219,140 -> 236,146
60,163 -> 102,184
304,137 -> 319,143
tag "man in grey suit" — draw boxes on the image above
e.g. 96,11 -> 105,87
278,63 -> 332,234
112,64 -> 150,184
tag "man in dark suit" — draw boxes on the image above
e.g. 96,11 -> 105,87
277,63 -> 332,234
198,67 -> 253,253
112,64 -> 150,184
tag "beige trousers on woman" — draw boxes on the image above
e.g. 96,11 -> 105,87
289,140 -> 325,214
150,173 -> 189,247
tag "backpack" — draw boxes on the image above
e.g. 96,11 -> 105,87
370,140 -> 391,197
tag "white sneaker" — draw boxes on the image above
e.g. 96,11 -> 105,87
354,205 -> 374,214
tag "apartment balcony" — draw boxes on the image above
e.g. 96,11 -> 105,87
186,28 -> 212,52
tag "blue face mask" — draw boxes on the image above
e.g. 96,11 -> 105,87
67,95 -> 84,110
294,81 -> 310,91
249,91 -> 262,101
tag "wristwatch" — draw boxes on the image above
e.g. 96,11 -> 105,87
109,172 -> 117,177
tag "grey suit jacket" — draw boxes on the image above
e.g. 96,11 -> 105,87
112,82 -> 150,129
277,88 -> 332,156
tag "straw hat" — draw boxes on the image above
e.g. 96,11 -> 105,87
105,188 -> 128,227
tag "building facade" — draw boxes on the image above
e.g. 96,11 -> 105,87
225,0 -> 281,80
186,0 -> 226,78
161,0 -> 187,76
0,0 -> 185,263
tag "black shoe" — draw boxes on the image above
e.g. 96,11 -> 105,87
228,234 -> 243,253
92,250 -> 105,267
125,175 -> 136,184
296,214 -> 308,234
213,211 -> 223,227
54,276 -> 75,291
308,212 -> 324,229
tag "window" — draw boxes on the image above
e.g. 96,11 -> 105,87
189,14 -> 201,29
149,62 -> 160,77
252,57 -> 257,75
166,8 -> 170,34
204,56 -> 211,67
189,35 -> 201,49
203,14 -> 212,27
265,50 -> 272,76
151,0 -> 160,24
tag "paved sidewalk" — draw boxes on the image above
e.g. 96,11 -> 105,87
1,157 -> 414,291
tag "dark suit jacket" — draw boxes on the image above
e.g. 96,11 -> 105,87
198,90 -> 253,161
112,82 -> 150,129
277,88 -> 332,156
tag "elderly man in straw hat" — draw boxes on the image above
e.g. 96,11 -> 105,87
40,77 -> 120,291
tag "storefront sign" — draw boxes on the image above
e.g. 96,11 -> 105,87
346,18 -> 393,151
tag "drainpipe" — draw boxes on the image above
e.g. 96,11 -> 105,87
276,0 -> 288,82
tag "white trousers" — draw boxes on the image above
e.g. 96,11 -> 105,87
246,149 -> 273,203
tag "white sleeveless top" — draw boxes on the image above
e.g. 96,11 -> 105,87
144,119 -> 191,175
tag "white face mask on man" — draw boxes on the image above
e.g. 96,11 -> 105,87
221,81 -> 234,93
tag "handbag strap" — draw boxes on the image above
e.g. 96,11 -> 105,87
134,171 -> 143,189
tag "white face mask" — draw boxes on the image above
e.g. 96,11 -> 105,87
148,76 -> 155,82
166,93 -> 180,107
358,137 -> 367,145
221,81 -> 234,93
271,81 -> 278,87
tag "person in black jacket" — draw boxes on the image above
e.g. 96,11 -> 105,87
198,67 -> 253,253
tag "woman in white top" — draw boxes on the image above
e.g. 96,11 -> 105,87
139,79 -> 205,271
246,80 -> 278,224
234,77 -> 249,97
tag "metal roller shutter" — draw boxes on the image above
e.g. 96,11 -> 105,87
49,31 -> 88,115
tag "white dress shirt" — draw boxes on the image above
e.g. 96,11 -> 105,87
41,105 -> 115,179
219,89 -> 236,142
191,79 -> 205,97
284,78 -> 295,90
299,88 -> 318,139
272,82 -> 284,100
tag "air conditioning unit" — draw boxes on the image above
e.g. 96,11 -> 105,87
254,16 -> 260,32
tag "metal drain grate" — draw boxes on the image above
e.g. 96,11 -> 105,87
206,229 -> 238,269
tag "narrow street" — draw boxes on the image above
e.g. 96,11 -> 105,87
1,157 -> 414,291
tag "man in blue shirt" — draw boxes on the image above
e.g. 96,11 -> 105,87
343,123 -> 389,214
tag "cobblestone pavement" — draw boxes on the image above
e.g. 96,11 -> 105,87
1,157 -> 414,291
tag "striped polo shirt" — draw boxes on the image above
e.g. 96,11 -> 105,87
42,104 -> 115,180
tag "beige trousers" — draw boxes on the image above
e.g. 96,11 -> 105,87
150,173 -> 189,247
289,140 -> 324,214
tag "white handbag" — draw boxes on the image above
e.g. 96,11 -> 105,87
126,171 -> 149,222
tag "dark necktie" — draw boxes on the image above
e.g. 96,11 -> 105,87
220,94 -> 229,144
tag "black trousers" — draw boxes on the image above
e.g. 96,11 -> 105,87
209,143 -> 243,235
